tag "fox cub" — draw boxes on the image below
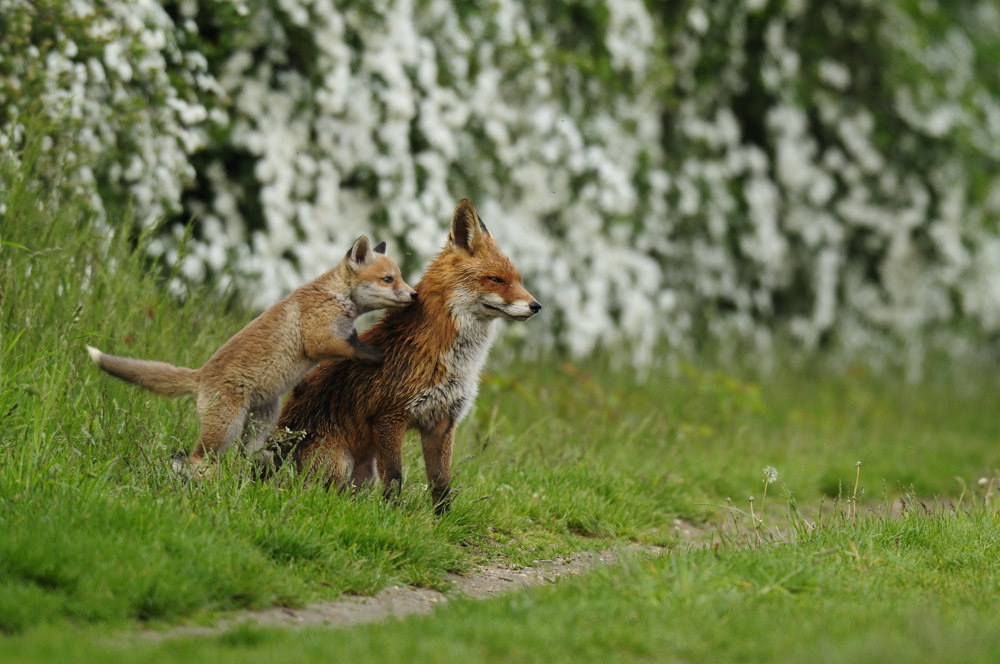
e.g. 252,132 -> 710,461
88,235 -> 417,476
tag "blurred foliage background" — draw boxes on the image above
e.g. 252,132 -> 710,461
4,0 -> 1000,372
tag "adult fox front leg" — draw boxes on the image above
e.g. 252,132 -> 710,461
418,416 -> 457,511
372,412 -> 455,510
373,414 -> 409,499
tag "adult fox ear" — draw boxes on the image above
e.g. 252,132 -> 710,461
450,199 -> 490,255
348,234 -> 375,268
373,241 -> 387,255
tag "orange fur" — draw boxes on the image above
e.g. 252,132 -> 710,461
276,199 -> 541,511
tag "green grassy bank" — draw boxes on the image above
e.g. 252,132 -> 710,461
3,149 -> 1000,662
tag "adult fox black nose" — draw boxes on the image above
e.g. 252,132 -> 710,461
410,291 -> 418,300
529,301 -> 541,313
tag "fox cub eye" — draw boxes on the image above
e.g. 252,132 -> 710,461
488,276 -> 505,285
382,276 -> 395,284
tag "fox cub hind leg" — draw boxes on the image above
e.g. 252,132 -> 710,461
245,398 -> 281,453
244,398 -> 282,473
180,391 -> 249,477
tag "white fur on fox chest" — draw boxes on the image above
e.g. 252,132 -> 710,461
409,314 -> 497,428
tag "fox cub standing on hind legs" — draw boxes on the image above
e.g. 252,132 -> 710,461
87,235 -> 417,477
275,199 -> 541,512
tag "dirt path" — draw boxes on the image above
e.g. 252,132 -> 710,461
144,543 -> 672,640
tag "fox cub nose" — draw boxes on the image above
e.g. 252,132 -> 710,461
410,290 -> 418,301
529,301 -> 541,314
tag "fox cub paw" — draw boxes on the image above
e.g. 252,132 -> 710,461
354,342 -> 385,366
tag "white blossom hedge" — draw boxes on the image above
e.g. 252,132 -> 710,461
4,0 -> 1000,370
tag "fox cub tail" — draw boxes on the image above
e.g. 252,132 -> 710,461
86,346 -> 199,397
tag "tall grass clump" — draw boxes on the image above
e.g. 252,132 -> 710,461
1,134 -> 291,630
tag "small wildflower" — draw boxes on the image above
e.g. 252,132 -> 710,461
763,466 -> 779,484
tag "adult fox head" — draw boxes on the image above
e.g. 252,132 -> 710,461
347,235 -> 418,312
441,199 -> 542,321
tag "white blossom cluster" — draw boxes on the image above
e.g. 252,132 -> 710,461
0,0 -> 223,228
4,0 -> 1000,372
653,0 -> 1000,374
167,0 -> 674,366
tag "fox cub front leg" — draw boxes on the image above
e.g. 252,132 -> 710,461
348,330 -> 384,365
303,330 -> 383,365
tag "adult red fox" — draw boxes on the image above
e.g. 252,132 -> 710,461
276,199 -> 541,511
88,236 -> 417,476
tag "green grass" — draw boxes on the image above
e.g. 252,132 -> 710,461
5,505 -> 1000,663
4,140 -> 1000,661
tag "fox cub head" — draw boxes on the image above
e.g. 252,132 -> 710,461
444,199 -> 542,322
347,235 -> 418,313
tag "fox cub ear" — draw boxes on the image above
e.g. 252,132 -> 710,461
348,235 -> 375,268
373,241 -> 387,255
450,199 -> 491,255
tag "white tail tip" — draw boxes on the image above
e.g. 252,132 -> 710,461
86,345 -> 103,363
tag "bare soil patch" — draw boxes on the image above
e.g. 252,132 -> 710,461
143,542 -> 674,640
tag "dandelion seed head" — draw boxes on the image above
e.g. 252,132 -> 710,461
763,466 -> 779,484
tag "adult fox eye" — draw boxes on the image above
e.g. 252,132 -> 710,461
382,276 -> 394,284
488,276 -> 505,284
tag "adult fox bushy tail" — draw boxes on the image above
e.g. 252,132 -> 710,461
88,235 -> 417,475
276,199 -> 541,511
